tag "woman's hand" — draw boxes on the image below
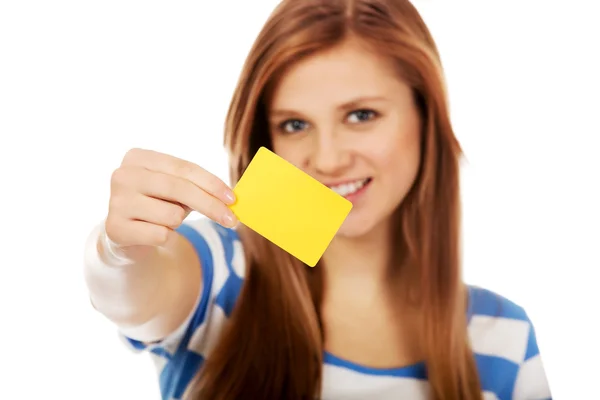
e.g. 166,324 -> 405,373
104,148 -> 237,261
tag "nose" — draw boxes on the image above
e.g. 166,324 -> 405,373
310,132 -> 350,176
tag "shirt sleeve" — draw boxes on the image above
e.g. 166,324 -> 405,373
117,218 -> 246,399
512,314 -> 552,400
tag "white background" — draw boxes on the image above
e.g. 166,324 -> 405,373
1,1 -> 598,398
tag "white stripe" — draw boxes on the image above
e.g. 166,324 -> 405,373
512,354 -> 552,399
321,365 -> 430,400
231,239 -> 246,278
188,304 -> 227,357
468,315 -> 530,364
150,353 -> 169,374
482,391 -> 499,400
321,365 -> 505,399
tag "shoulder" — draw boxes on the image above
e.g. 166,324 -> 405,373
466,285 -> 551,398
466,285 -> 537,363
467,285 -> 530,323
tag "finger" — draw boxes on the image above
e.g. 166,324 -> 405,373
112,167 -> 238,227
122,148 -> 235,205
124,193 -> 187,229
137,173 -> 237,228
105,216 -> 174,247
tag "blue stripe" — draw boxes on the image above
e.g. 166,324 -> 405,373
323,352 -> 427,379
524,321 -> 540,361
212,222 -> 244,316
467,286 -> 528,321
214,273 -> 244,317
159,351 -> 204,400
171,352 -> 204,399
474,353 -> 519,400
150,347 -> 172,360
125,336 -> 147,350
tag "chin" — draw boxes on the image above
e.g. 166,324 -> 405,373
334,211 -> 381,239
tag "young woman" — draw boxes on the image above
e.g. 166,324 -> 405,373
83,0 -> 552,399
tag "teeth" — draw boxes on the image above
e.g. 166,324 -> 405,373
330,178 -> 369,196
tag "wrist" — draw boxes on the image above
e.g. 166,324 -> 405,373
98,227 -> 133,267
85,221 -> 135,268
99,223 -> 135,266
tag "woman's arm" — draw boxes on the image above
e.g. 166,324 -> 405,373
83,222 -> 202,343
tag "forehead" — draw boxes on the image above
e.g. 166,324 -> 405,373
269,39 -> 404,111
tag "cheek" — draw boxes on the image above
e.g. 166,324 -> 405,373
369,127 -> 421,202
270,135 -> 308,170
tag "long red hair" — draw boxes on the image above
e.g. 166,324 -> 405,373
186,0 -> 482,398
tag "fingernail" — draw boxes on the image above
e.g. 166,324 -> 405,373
222,212 -> 237,228
224,190 -> 236,204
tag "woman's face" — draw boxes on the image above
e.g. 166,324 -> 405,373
268,38 -> 422,239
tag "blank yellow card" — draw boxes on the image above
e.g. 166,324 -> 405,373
229,147 -> 352,267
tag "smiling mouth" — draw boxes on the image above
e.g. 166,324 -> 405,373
328,178 -> 372,197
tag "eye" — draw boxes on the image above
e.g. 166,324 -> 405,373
279,119 -> 308,134
347,109 -> 377,124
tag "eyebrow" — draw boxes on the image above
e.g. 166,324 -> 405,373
337,96 -> 388,111
270,95 -> 389,118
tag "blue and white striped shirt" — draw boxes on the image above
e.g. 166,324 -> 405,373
121,218 -> 552,400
